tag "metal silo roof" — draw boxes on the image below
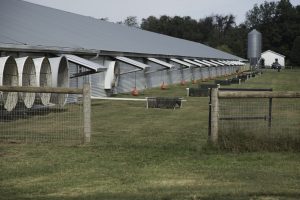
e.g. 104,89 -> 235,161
0,0 -> 246,61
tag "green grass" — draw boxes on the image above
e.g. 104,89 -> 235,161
1,69 -> 300,200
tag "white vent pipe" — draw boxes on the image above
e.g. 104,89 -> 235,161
49,56 -> 69,106
0,56 -> 19,111
15,57 -> 37,108
33,57 -> 52,106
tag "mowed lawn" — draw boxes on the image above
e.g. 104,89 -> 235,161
1,69 -> 300,200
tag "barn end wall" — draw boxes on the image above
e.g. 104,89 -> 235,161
261,52 -> 285,68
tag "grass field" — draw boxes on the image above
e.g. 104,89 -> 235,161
1,69 -> 300,200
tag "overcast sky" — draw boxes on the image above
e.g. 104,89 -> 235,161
25,0 -> 299,24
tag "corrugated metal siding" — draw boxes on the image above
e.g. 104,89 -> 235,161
149,71 -> 164,88
117,71 -> 145,93
221,66 -> 227,76
190,68 -> 196,81
231,66 -> 236,74
67,62 -> 92,102
145,61 -> 168,88
212,67 -> 217,78
170,69 -> 181,84
87,57 -> 107,97
91,72 -> 106,97
228,66 -> 233,74
169,61 -> 184,84
207,67 -> 212,79
219,66 -> 224,76
182,68 -> 192,82
117,61 -> 146,93
216,67 -> 221,77
225,66 -> 230,75
208,67 -> 213,79
201,67 -> 209,79
67,62 -> 79,103
194,67 -> 202,80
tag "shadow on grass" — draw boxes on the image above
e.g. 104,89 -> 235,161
0,107 -> 67,122
217,129 -> 300,152
2,186 -> 300,200
198,192 -> 300,200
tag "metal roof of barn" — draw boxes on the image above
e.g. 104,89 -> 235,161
0,0 -> 246,61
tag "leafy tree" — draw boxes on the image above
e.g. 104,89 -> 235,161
120,16 -> 139,28
245,1 -> 278,29
246,0 -> 300,64
214,14 -> 236,39
137,0 -> 299,61
290,36 -> 300,66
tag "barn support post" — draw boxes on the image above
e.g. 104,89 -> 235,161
83,83 -> 91,143
209,88 -> 219,144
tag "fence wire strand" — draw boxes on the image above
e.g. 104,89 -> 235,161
219,98 -> 300,136
0,92 -> 83,144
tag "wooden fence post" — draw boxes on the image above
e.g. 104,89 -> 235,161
83,83 -> 91,143
209,88 -> 219,144
268,98 -> 273,128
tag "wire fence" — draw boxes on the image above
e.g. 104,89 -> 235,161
90,96 -> 207,150
209,89 -> 300,151
0,85 -> 90,144
219,98 -> 300,135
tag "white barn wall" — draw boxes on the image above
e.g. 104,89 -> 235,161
219,66 -> 225,76
192,67 -> 201,81
67,56 -> 107,99
222,65 -> 229,76
201,67 -> 210,80
169,61 -> 185,84
208,67 -> 215,79
215,67 -> 220,77
0,50 -> 247,99
261,51 -> 285,68
89,56 -> 108,97
67,62 -> 79,102
182,67 -> 192,82
145,61 -> 169,88
117,61 -> 146,93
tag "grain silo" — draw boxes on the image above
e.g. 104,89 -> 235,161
15,57 -> 37,108
248,29 -> 262,66
0,56 -> 19,111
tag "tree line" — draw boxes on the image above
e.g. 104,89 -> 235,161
106,0 -> 300,65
